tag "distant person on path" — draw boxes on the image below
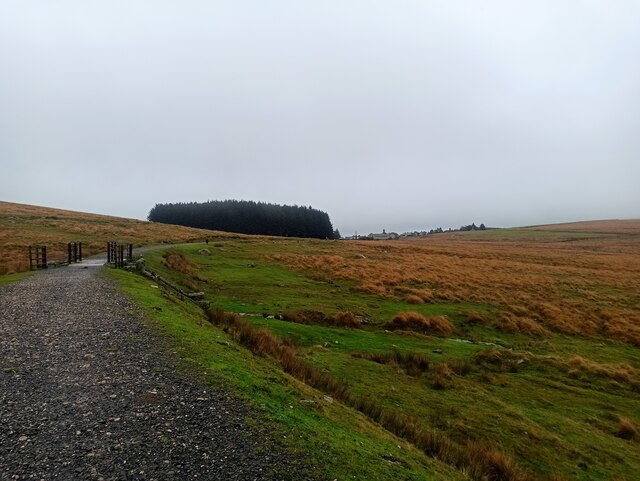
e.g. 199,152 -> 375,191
205,238 -> 209,244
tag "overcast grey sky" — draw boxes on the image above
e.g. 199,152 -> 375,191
1,1 -> 638,235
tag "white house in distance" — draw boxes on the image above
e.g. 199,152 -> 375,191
343,229 -> 400,240
368,229 -> 399,240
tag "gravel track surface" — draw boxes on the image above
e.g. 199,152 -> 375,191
0,263 -> 310,481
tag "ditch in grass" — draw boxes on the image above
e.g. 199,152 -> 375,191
106,267 -> 464,481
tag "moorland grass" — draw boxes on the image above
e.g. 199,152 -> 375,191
6,202 -> 639,478
137,237 -> 640,481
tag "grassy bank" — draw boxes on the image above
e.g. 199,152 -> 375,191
107,267 -> 463,481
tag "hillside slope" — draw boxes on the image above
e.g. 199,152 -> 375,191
523,218 -> 640,234
0,201 -> 236,274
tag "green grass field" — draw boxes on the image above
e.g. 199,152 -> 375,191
110,238 -> 640,481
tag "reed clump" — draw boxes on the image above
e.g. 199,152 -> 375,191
352,350 -> 430,376
281,310 -> 361,328
615,418 -> 637,440
386,311 -> 455,335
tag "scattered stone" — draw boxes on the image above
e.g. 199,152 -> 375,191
197,249 -> 211,256
432,349 -> 443,354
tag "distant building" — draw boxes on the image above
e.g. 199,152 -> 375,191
368,229 -> 399,241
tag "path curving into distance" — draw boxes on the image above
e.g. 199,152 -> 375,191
0,260 -> 310,480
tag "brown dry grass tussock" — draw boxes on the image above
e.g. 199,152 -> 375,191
281,310 -> 361,328
268,224 -> 640,345
387,311 -> 455,335
352,350 -> 430,376
205,307 -> 535,481
615,418 -> 637,440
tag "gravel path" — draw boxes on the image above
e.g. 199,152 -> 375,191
0,262 -> 311,481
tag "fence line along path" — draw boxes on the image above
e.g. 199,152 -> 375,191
0,260 -> 312,480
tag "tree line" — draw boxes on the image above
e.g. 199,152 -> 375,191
458,223 -> 486,231
148,200 -> 337,239
400,223 -> 487,237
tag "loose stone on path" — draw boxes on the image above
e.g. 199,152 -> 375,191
0,263 -> 313,480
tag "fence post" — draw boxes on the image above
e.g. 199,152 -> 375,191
73,242 -> 78,263
29,246 -> 33,271
68,243 -> 72,264
107,242 -> 111,263
78,242 -> 82,262
42,245 -> 48,269
128,244 -> 133,262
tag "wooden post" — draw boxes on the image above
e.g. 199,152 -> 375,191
41,245 -> 48,269
73,242 -> 78,263
127,244 -> 133,262
29,246 -> 33,271
78,242 -> 82,261
107,242 -> 111,263
68,243 -> 72,264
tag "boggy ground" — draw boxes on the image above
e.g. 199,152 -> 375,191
0,261 -> 314,481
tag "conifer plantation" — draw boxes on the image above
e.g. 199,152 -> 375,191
148,200 -> 336,239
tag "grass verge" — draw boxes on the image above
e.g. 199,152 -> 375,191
0,270 -> 36,286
